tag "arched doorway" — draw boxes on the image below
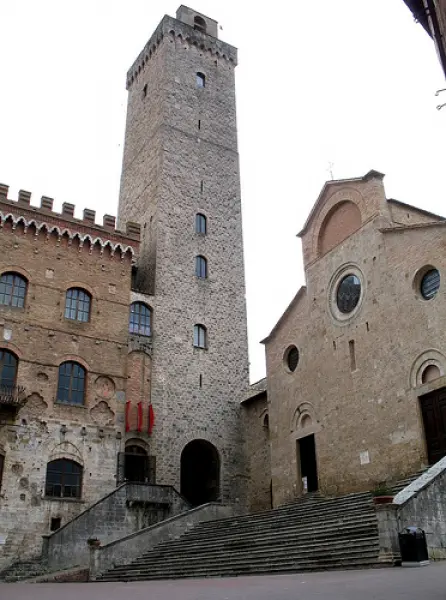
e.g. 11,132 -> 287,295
180,440 -> 220,506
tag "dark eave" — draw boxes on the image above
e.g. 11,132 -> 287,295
403,0 -> 431,35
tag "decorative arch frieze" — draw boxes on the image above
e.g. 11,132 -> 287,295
0,212 -> 135,260
410,349 -> 446,389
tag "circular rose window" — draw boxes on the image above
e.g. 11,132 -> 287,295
336,274 -> 361,314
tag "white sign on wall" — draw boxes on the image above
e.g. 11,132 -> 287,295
360,450 -> 370,465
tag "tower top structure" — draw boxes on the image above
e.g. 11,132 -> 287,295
126,5 -> 237,90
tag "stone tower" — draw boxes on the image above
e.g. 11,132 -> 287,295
118,6 -> 249,506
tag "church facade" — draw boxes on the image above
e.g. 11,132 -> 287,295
0,6 -> 249,570
262,170 -> 446,507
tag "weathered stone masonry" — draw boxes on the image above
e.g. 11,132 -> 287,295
0,186 -> 140,568
0,5 -> 250,570
118,7 -> 249,506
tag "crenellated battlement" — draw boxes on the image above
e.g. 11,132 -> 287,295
126,14 -> 237,90
0,183 -> 141,260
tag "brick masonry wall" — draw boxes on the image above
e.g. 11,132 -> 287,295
0,220 -> 133,569
118,14 -> 249,506
265,175 -> 446,506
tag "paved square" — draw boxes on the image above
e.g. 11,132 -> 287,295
1,564 -> 445,600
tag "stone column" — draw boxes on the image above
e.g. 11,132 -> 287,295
375,503 -> 401,565
88,545 -> 100,581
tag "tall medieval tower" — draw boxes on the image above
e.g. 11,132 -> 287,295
118,6 -> 249,506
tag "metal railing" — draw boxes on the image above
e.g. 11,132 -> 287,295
0,384 -> 27,408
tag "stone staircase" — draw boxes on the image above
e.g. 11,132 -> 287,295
98,491 -> 383,581
0,558 -> 48,582
391,471 -> 425,496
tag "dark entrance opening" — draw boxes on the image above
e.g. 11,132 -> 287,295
420,387 -> 446,464
123,445 -> 156,483
298,434 -> 318,493
180,439 -> 220,506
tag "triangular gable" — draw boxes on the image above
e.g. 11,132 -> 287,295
261,286 -> 307,344
297,170 -> 385,238
387,198 -> 445,223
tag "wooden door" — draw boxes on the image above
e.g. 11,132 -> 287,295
420,388 -> 446,464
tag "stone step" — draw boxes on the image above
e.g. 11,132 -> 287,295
177,514 -> 378,543
97,490 -> 382,583
195,505 -> 375,532
100,550 -> 381,581
117,537 -> 380,571
197,496 -> 374,529
0,558 -> 47,582
149,521 -> 378,554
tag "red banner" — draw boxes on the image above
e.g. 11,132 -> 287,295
148,404 -> 155,435
125,401 -> 130,433
137,401 -> 143,432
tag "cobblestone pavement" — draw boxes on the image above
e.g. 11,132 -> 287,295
2,563 -> 445,600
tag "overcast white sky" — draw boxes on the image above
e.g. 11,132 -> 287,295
0,1 -> 444,383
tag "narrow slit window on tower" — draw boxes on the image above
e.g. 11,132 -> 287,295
198,119 -> 201,130
196,72 -> 205,88
195,213 -> 207,234
199,374 -> 203,388
194,324 -> 207,349
142,84 -> 148,98
195,255 -> 208,278
200,180 -> 204,193
349,340 -> 356,372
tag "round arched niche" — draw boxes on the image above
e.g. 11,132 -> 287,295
421,364 -> 441,384
318,201 -> 362,258
291,401 -> 321,440
410,350 -> 446,388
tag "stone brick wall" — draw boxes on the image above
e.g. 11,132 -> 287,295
264,173 -> 446,506
242,390 -> 272,512
43,482 -> 190,571
91,502 -> 234,579
118,11 -> 249,506
395,456 -> 446,559
0,196 -> 138,569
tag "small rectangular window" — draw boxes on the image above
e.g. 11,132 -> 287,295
198,119 -> 201,130
50,517 -> 61,531
349,340 -> 356,372
142,84 -> 148,98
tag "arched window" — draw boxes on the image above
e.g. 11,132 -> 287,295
195,255 -> 208,279
196,72 -> 206,88
194,15 -> 206,34
129,302 -> 152,336
194,324 -> 207,349
45,459 -> 83,499
0,272 -> 27,308
0,349 -> 18,391
195,213 -> 207,234
64,288 -> 91,322
57,361 -> 86,405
